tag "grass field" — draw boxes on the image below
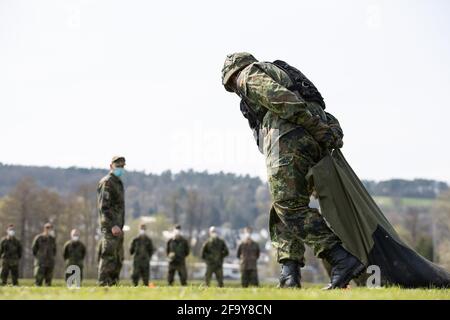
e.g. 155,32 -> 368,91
1,279 -> 449,300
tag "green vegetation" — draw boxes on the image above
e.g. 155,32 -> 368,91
373,196 -> 435,209
1,279 -> 449,300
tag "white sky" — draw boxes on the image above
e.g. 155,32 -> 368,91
1,0 -> 449,182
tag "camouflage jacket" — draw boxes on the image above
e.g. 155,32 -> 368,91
166,236 -> 190,264
237,239 -> 260,271
0,236 -> 22,262
97,172 -> 125,235
201,237 -> 229,266
130,235 -> 154,262
236,62 -> 336,153
63,240 -> 86,266
32,234 -> 56,266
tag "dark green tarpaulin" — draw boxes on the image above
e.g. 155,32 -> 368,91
307,149 -> 450,288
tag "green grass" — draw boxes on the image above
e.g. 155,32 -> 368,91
1,279 -> 449,300
372,196 -> 435,208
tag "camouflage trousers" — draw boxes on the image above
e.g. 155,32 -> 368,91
266,128 -> 341,263
34,264 -> 54,286
168,262 -> 187,286
131,260 -> 150,286
205,264 -> 224,287
241,269 -> 258,287
1,260 -> 19,286
98,234 -> 124,286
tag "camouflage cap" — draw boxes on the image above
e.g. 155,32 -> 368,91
221,52 -> 258,92
111,156 -> 126,164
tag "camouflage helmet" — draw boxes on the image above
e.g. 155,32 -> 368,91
222,52 -> 257,92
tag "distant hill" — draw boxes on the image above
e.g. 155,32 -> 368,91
0,162 -> 448,229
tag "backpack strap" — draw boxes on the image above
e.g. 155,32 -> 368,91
272,60 -> 326,110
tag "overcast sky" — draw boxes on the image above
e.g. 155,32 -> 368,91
1,0 -> 449,182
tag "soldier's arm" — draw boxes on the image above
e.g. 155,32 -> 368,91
0,240 -> 4,256
166,240 -> 171,256
81,243 -> 86,259
325,112 -> 344,148
243,65 -> 332,143
97,242 -> 102,262
200,242 -> 207,260
185,240 -> 190,257
63,242 -> 69,260
32,236 -> 39,256
129,238 -> 136,255
148,239 -> 154,257
98,180 -> 116,232
255,244 -> 260,259
237,244 -> 242,259
17,240 -> 22,259
223,241 -> 229,257
53,238 -> 57,256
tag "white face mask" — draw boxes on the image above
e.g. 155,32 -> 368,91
244,232 -> 251,240
48,230 -> 55,237
72,236 -> 79,241
7,230 -> 15,237
210,232 -> 217,238
139,229 -> 145,236
174,229 -> 181,237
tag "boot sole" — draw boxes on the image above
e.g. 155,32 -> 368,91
324,263 -> 365,290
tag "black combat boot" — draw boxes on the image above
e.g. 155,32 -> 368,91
322,244 -> 365,289
278,259 -> 301,288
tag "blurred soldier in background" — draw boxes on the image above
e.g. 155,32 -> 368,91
237,227 -> 260,287
97,156 -> 126,286
201,226 -> 229,287
63,228 -> 86,283
0,224 -> 22,286
32,222 -> 56,286
130,223 -> 154,286
166,225 -> 190,286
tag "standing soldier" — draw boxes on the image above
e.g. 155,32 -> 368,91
0,224 -> 22,286
166,225 -> 190,286
130,223 -> 154,286
97,156 -> 126,286
237,227 -> 260,288
32,223 -> 57,286
222,53 -> 364,289
63,229 -> 86,283
201,226 -> 229,287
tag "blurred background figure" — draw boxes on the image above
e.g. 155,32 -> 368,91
166,224 -> 190,286
129,223 -> 154,286
201,226 -> 229,287
63,228 -> 86,284
237,227 -> 260,288
32,222 -> 56,286
0,224 -> 22,286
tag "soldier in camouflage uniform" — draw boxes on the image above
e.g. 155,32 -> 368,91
130,223 -> 154,286
32,223 -> 57,286
97,156 -> 126,286
201,226 -> 229,287
237,228 -> 260,287
63,229 -> 86,283
222,53 -> 364,289
166,225 -> 190,286
0,225 -> 22,286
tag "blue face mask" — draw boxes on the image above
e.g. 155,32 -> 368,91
113,168 -> 125,177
